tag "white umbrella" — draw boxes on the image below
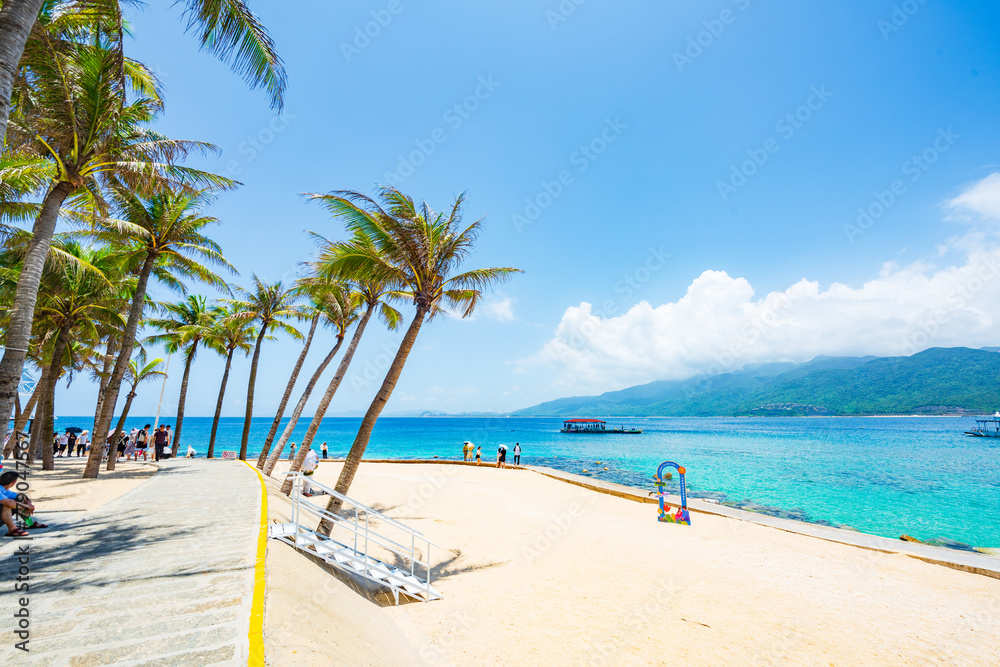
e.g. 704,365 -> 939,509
498,444 -> 508,450
463,440 -> 473,445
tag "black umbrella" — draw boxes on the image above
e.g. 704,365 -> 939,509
65,426 -> 83,434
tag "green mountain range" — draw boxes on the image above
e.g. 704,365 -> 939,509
515,347 -> 1000,417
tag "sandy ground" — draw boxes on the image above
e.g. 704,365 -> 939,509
4,456 -> 157,513
264,461 -> 1000,666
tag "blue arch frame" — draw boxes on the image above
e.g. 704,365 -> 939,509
654,460 -> 691,525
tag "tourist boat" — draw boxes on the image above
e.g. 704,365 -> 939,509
560,419 -> 642,434
965,412 -> 1000,437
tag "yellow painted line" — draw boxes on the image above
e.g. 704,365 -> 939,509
243,460 -> 268,666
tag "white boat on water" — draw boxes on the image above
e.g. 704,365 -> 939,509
964,412 -> 1000,437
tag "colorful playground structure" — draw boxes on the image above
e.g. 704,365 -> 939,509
654,461 -> 691,526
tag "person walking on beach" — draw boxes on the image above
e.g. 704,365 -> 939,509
513,442 -> 521,465
475,446 -> 481,465
135,425 -> 149,461
497,446 -> 507,469
288,442 -> 296,461
76,430 -> 89,456
56,431 -> 68,457
321,442 -> 328,459
67,430 -> 77,457
153,426 -> 168,462
164,426 -> 172,456
301,447 -> 319,496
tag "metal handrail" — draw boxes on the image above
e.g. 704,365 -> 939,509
285,472 -> 439,600
282,472 -> 438,543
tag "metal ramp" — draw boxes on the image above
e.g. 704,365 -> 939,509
267,473 -> 443,604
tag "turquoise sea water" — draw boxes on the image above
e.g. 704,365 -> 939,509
57,415 -> 1000,549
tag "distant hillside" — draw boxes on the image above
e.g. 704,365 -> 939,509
515,347 -> 1000,417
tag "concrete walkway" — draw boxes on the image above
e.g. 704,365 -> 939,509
0,459 -> 262,666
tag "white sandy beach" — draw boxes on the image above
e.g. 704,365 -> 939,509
262,461 -> 1000,666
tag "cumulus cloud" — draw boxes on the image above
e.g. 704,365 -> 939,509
525,174 -> 1000,392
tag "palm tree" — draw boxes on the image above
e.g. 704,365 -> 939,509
110,351 -> 166,456
203,305 -> 256,458
271,279 -> 364,481
145,295 -> 218,455
309,188 -> 521,529
0,20 -> 234,450
227,276 -> 301,461
81,186 -> 234,477
0,0 -> 286,148
273,244 -> 402,487
30,239 -> 124,469
256,301 -> 320,468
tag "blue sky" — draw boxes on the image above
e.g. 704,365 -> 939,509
51,0 -> 1000,417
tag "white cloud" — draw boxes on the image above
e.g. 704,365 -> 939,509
525,174 -> 1000,393
481,294 -> 516,322
947,172 -> 1000,221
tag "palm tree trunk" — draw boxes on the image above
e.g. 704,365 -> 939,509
92,337 -> 118,434
27,394 -> 44,466
0,0 -> 45,145
39,323 -> 72,471
262,332 -> 345,470
3,383 -> 38,459
257,314 -> 318,466
238,327 -> 267,461
262,438 -> 289,476
207,347 -> 235,459
171,342 -> 198,456
85,253 -> 156,479
317,306 -> 424,534
0,180 -> 74,449
112,390 -> 137,458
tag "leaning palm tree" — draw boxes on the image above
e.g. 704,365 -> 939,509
203,305 -> 256,459
144,295 -> 218,455
271,278 -> 367,481
0,22 -> 234,450
110,351 -> 167,452
81,186 -> 234,477
256,285 -> 324,467
271,240 -> 401,484
226,276 -> 301,461
309,188 -> 521,529
0,0 -> 286,148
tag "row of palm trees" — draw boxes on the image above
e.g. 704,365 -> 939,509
0,2 -> 522,506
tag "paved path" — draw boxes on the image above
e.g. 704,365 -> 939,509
0,459 -> 262,666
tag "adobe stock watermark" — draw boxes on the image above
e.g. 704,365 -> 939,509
843,127 -> 959,243
511,117 -> 628,233
222,112 -> 295,179
546,0 -> 587,30
898,248 -> 1000,355
878,0 -> 931,41
672,0 -> 752,74
383,75 -> 501,187
717,85 -> 833,202
340,0 -> 404,62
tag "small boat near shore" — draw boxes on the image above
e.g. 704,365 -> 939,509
964,412 -> 1000,437
560,418 -> 642,434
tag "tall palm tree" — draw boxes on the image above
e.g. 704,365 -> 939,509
0,0 -> 286,148
30,239 -> 124,469
81,186 -> 234,477
0,20 -> 234,449
309,188 -> 521,528
203,305 -> 256,459
110,351 -> 166,455
145,295 -> 217,455
272,242 -> 402,485
256,300 -> 320,467
227,276 -> 301,461
270,278 -> 365,480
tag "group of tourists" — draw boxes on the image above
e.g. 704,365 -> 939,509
107,424 -> 175,462
461,441 -> 522,467
54,429 -> 89,457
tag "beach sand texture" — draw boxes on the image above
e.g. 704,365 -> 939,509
264,461 -> 1000,665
